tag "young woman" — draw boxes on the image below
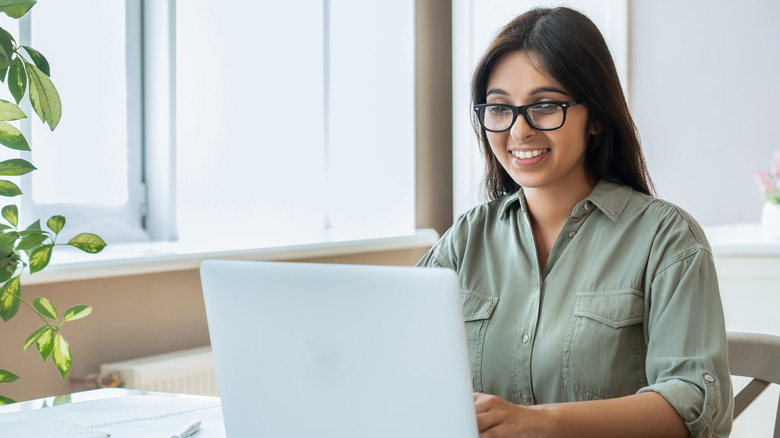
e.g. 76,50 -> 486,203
417,7 -> 732,438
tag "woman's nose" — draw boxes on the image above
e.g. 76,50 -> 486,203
509,114 -> 536,142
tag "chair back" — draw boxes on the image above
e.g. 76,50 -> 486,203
727,331 -> 780,437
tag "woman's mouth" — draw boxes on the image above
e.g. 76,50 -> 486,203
511,148 -> 550,160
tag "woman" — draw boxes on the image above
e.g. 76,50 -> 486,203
417,7 -> 732,438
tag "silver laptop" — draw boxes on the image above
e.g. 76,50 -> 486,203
200,260 -> 478,438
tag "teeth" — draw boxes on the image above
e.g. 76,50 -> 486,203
512,149 -> 548,159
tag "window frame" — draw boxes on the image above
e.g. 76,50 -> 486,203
17,0 -> 149,243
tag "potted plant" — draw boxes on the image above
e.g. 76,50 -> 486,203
0,0 -> 106,404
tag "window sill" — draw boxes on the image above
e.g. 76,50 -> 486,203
20,229 -> 440,285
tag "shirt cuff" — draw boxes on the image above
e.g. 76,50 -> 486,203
638,371 -> 730,438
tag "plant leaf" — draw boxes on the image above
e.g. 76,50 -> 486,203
0,121 -> 29,151
0,180 -> 21,197
0,27 -> 13,70
16,232 -> 47,251
1,204 -> 17,226
24,61 -> 60,130
0,368 -> 19,383
0,275 -> 20,321
63,304 -> 91,322
0,230 -> 17,249
29,244 -> 51,273
8,57 -> 26,105
23,219 -> 40,232
0,26 -> 15,46
0,1 -> 37,19
35,326 -> 54,361
0,99 -> 25,121
53,394 -> 72,406
0,247 -> 19,283
53,333 -> 72,380
47,215 -> 64,234
21,45 -> 49,77
0,394 -> 16,405
24,325 -> 49,351
0,158 -> 35,176
33,297 -> 57,320
67,233 -> 106,254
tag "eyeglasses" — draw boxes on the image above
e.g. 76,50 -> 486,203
473,100 -> 579,132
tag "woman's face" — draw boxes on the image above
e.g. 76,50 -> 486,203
485,50 -> 592,193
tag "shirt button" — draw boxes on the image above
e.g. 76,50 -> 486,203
568,231 -> 576,238
584,202 -> 591,210
522,334 -> 529,343
704,374 -> 715,383
521,394 -> 529,403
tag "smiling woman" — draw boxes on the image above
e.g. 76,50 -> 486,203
418,6 -> 732,438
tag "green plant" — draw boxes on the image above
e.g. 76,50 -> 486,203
0,0 -> 106,404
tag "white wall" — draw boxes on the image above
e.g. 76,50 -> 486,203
631,0 -> 780,226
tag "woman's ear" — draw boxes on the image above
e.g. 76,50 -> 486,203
588,118 -> 602,136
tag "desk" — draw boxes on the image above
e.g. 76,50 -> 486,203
0,388 -> 225,437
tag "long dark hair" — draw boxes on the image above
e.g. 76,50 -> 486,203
471,7 -> 654,201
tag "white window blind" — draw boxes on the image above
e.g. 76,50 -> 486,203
175,0 -> 415,246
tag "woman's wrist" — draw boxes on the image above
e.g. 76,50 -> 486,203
527,403 -> 562,438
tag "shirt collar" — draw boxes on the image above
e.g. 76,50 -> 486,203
498,189 -> 524,219
498,179 -> 632,222
584,180 -> 632,222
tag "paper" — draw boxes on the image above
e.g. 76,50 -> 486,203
0,418 -> 110,438
0,395 -> 225,438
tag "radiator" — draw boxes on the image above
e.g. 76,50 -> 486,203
98,346 -> 218,396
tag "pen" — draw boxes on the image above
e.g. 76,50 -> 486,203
171,420 -> 201,438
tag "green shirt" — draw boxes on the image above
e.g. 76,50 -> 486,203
417,180 -> 732,437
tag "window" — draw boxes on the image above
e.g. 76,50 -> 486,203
175,0 -> 415,246
7,0 -> 416,248
16,0 -> 147,242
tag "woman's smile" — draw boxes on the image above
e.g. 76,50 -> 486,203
510,148 -> 551,162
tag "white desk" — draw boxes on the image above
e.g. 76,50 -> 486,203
0,388 -> 225,437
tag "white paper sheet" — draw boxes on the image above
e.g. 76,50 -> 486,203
0,418 -> 110,438
0,395 -> 225,438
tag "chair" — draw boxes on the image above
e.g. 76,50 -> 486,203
727,331 -> 780,437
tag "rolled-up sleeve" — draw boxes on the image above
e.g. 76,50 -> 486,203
638,247 -> 733,437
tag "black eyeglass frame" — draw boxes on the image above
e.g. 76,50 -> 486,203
473,100 -> 580,132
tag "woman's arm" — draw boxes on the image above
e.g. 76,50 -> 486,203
474,391 -> 688,438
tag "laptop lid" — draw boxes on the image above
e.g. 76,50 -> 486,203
200,260 -> 478,438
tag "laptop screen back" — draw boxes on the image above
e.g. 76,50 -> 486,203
200,260 -> 478,438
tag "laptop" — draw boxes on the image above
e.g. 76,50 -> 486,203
200,260 -> 478,438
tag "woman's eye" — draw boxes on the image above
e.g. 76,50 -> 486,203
488,106 -> 511,115
532,103 -> 560,115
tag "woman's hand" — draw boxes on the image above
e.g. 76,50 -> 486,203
474,392 -> 551,438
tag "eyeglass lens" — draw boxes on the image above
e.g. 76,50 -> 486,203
479,103 -> 565,131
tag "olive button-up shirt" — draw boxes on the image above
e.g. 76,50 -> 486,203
416,180 -> 732,437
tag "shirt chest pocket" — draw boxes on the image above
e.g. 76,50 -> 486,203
563,289 -> 647,400
461,290 -> 499,392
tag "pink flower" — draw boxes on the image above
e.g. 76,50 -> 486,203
772,151 -> 780,177
755,169 -> 773,194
